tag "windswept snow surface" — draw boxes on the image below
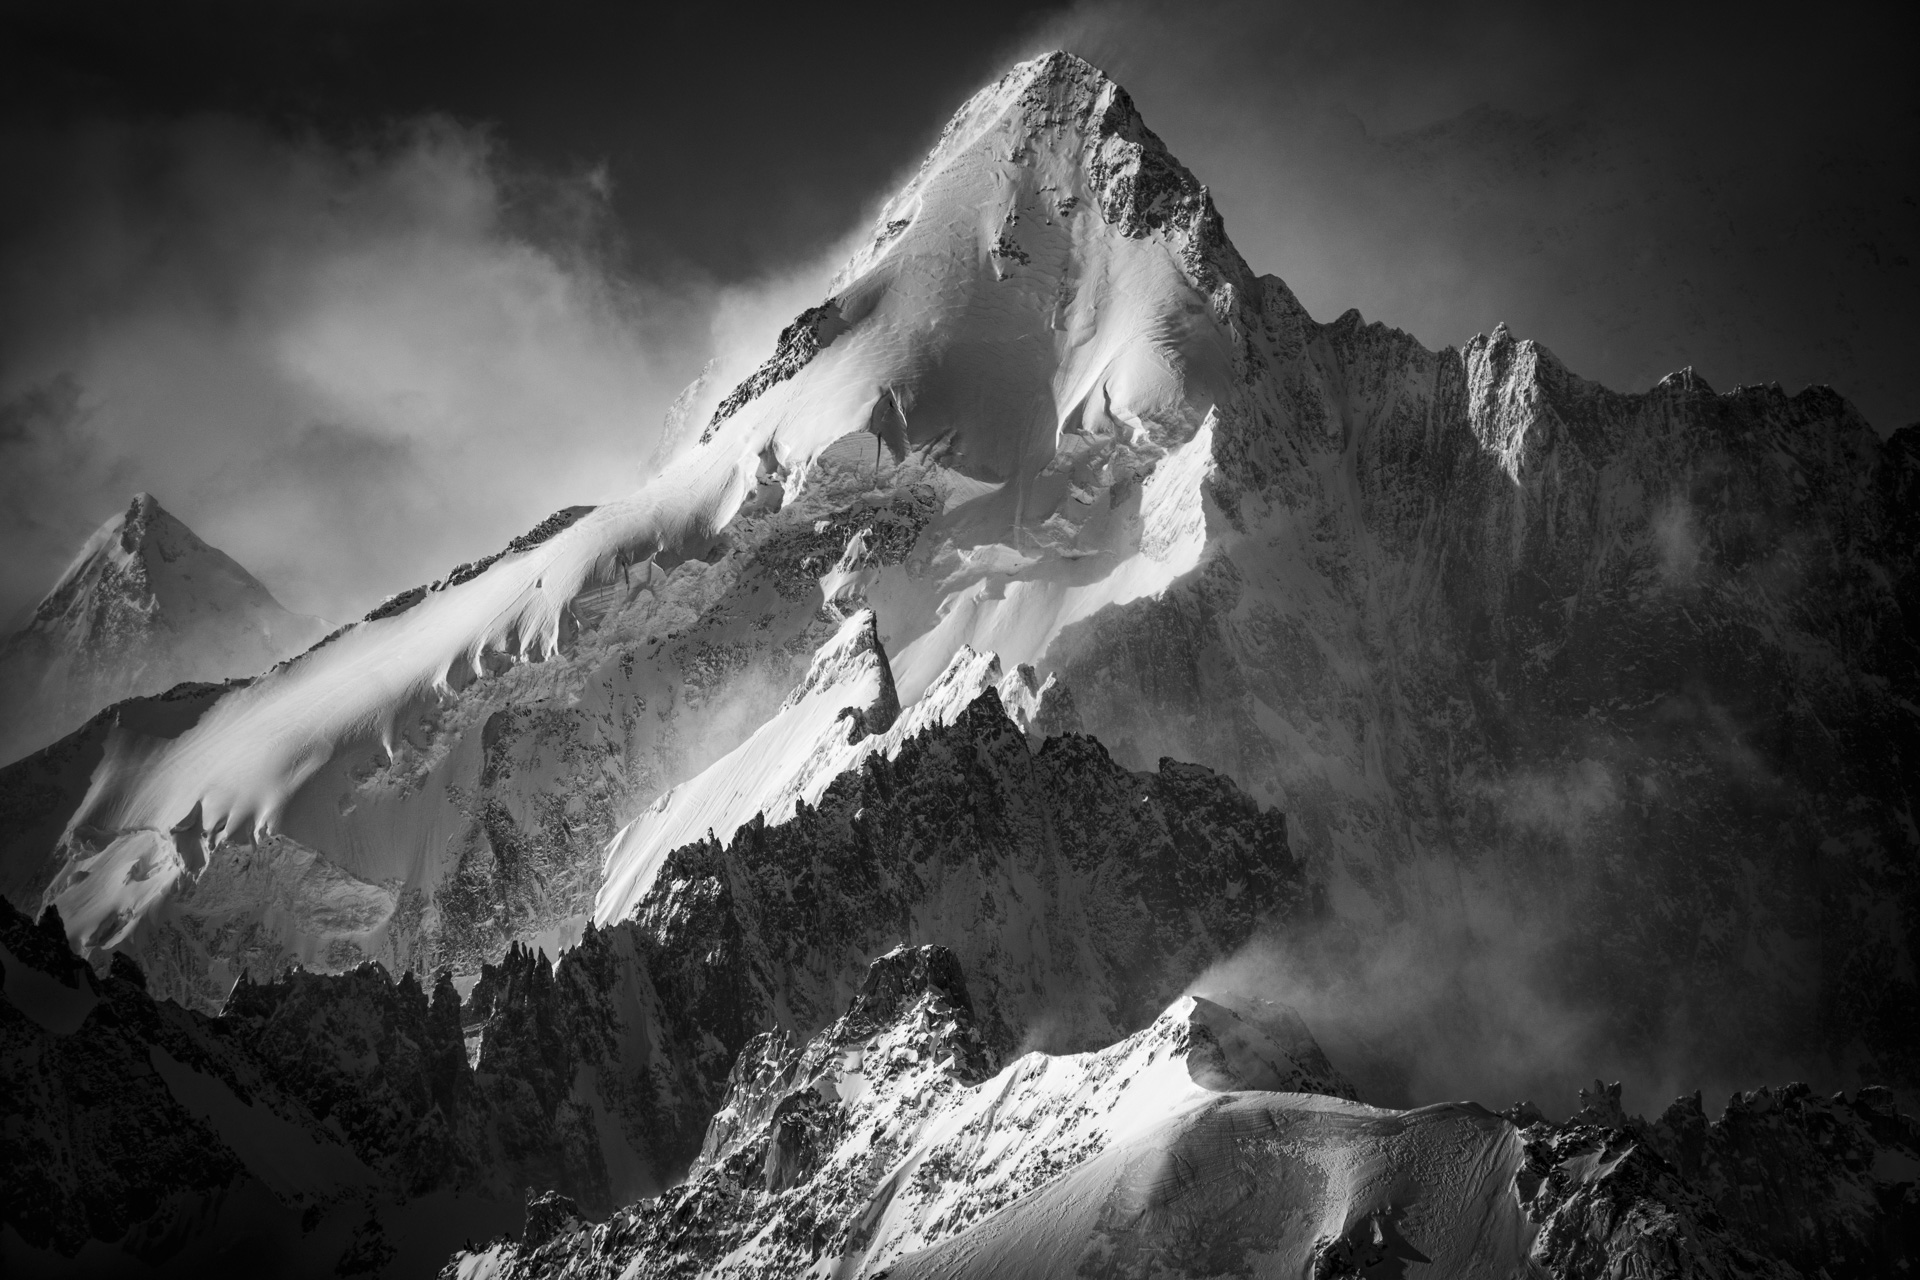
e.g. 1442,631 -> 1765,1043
885,1093 -> 1532,1280
446,950 -> 1531,1280
595,614 -> 1070,927
840,994 -> 1387,1274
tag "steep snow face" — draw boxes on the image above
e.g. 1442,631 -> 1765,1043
705,51 -> 1244,700
886,1098 -> 1532,1280
448,946 -> 1518,1280
595,609 -> 900,926
595,616 -> 1074,927
0,494 -> 325,765
8,51 -> 1251,1004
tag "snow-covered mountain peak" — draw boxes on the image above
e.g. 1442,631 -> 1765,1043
0,493 -> 326,766
831,50 -> 1250,305
31,492 -> 292,640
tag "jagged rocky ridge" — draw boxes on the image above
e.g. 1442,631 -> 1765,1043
451,946 -> 1919,1280
1,896 -> 515,1278
2,670 -> 1313,1270
447,944 -> 1354,1280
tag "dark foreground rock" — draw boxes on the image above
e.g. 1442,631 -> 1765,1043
448,949 -> 1920,1280
2,690 -> 1310,1275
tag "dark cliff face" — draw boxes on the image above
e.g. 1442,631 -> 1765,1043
0,690 -> 1312,1271
627,688 -> 1306,1064
1058,294 -> 1920,1094
511,686 -> 1313,1197
0,897 -> 533,1275
0,893 -> 641,1276
452,944 -> 1920,1280
1512,1079 -> 1920,1279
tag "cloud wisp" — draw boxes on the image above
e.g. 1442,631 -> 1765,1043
0,113 -> 844,625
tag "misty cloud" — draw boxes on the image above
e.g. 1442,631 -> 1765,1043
1498,758 -> 1620,843
1185,852 -> 1823,1121
1650,498 -> 1705,585
0,112 -> 841,624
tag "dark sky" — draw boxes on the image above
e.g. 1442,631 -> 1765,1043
2,0 -> 1913,623
0,0 -> 1073,281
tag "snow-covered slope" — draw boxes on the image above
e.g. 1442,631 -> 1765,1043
1,52 -> 1913,1112
595,609 -> 1074,926
449,944 -> 1920,1280
447,944 -> 1369,1280
0,494 -> 326,766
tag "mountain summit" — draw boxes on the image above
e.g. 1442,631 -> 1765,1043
1,50 -> 1914,1109
0,493 -> 326,765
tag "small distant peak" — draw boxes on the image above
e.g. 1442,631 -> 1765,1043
1656,366 -> 1715,395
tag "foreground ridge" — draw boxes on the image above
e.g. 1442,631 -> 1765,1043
449,947 -> 1920,1280
1,674 -> 1314,1271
